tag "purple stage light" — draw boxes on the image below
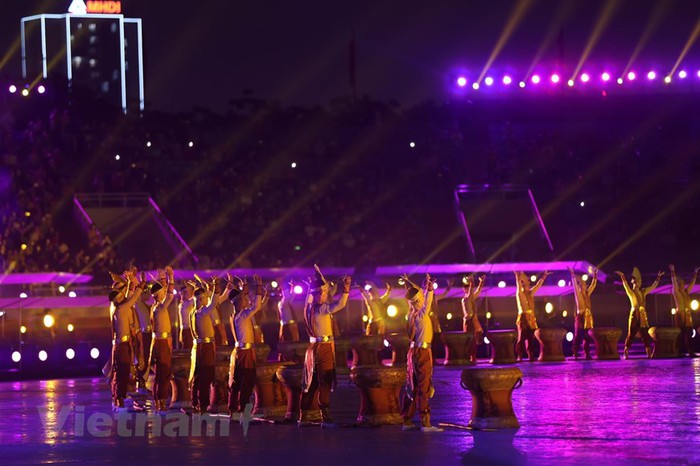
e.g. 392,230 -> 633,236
21,88 -> 29,97
484,76 -> 494,86
531,75 -> 541,84
697,70 -> 700,78
617,77 -> 624,84
664,76 -> 671,84
37,85 -> 46,94
567,79 -> 574,87
503,75 -> 512,85
518,81 -> 526,88
679,70 -> 687,79
627,71 -> 636,81
550,74 -> 560,83
8,84 -> 17,93
472,82 -> 480,90
601,72 -> 611,82
580,73 -> 590,83
647,71 -> 656,80
457,76 -> 467,87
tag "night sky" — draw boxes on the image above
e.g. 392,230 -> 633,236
2,0 -> 700,113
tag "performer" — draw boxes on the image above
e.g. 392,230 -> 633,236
461,275 -> 485,363
360,281 -> 392,336
614,268 -> 663,359
299,265 -> 351,428
178,282 -> 195,350
132,288 -> 153,393
400,273 -> 442,432
109,268 -> 145,412
228,275 -> 264,419
150,266 -> 175,412
278,280 -> 300,342
569,267 -> 598,360
188,278 -> 228,414
669,264 -> 698,357
514,270 -> 551,362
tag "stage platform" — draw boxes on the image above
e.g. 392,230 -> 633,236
1,358 -> 699,465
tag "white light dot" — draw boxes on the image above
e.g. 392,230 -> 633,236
39,350 -> 48,362
146,141 -> 152,148
581,73 -> 590,83
580,201 -> 585,207
43,314 -> 55,328
671,308 -> 677,315
20,325 -> 27,334
115,154 -> 120,161
503,75 -> 512,85
383,339 -> 390,348
387,304 -> 398,317
409,142 -> 416,148
67,324 -> 74,332
691,299 -> 699,311
432,282 -> 439,290
679,70 -> 687,79
485,311 -> 492,319
293,285 -> 304,295
291,162 -> 297,168
567,79 -> 574,87
484,76 -> 494,86
531,75 -> 541,84
457,76 -> 467,87
519,81 -> 526,88
562,310 -> 568,318
188,141 -> 194,148
566,332 -> 574,342
19,292 -> 28,299
58,286 -> 66,293
602,72 -> 611,82
270,280 -> 279,289
66,348 -> 75,360
497,280 -> 506,288
545,302 -> 554,313
446,312 -> 453,320
581,274 -> 589,282
551,74 -> 560,83
530,275 -> 537,282
617,77 -> 624,85
472,82 -> 480,90
664,76 -> 671,84
558,279 -> 566,287
483,336 -> 490,345
68,291 -> 77,298
12,351 -> 21,363
90,348 -> 100,359
9,85 -> 17,93
362,315 -> 369,322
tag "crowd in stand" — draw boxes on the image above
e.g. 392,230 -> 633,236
1,89 -> 699,276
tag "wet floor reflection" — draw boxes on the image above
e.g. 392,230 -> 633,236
462,429 -> 526,465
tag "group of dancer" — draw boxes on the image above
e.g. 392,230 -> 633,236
107,263 -> 697,431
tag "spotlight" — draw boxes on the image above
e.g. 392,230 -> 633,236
497,280 -> 506,288
558,279 -> 566,287
562,310 -> 568,318
567,79 -> 574,87
679,70 -> 687,79
617,78 -> 624,84
457,76 -> 467,87
671,308 -> 677,315
472,82 -> 480,90
627,71 -> 636,81
531,75 -> 541,84
580,73 -> 590,83
291,162 -> 297,168
647,71 -> 656,80
43,313 -> 55,328
12,351 -> 21,363
39,350 -> 48,361
601,72 -> 611,82
68,291 -> 77,298
550,74 -> 560,83
146,141 -> 151,147
293,285 -> 303,295
59,285 -> 67,293
114,155 -> 120,161
485,311 -> 492,319
409,142 -> 416,148
582,274 -> 589,282
664,76 -> 671,84
518,81 -> 526,88
387,304 -> 398,317
66,348 -> 75,360
483,336 -> 490,345
566,332 -> 574,342
503,75 -> 512,85
446,312 -> 453,320
188,141 -> 194,148
530,275 -> 537,282
90,348 -> 100,359
21,88 -> 29,97
691,299 -> 699,311
270,280 -> 279,289
580,201 -> 585,207
19,292 -> 27,299
545,302 -> 554,313
37,85 -> 46,94
9,84 -> 17,93
20,325 -> 27,334
67,324 -> 74,332
484,76 -> 494,86
362,315 -> 368,323
383,339 -> 390,348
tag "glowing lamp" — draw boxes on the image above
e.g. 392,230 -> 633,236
566,332 -> 574,342
188,141 -> 194,148
580,73 -> 590,83
68,291 -> 77,298
37,85 -> 46,94
545,302 -> 554,314
21,88 -> 29,97
364,284 -> 373,291
518,81 -> 526,88
270,281 -> 279,289
503,75 -> 512,85
617,78 -> 623,84
409,142 -> 416,148
647,71 -> 656,80
446,313 -> 453,320
472,82 -> 480,90
39,350 -> 48,362
671,308 -> 677,315
43,314 -> 55,328
679,70 -> 687,79
19,292 -> 28,299
20,325 -> 27,334
531,75 -> 541,84
558,279 -> 566,287
432,282 -> 439,290
580,201 -> 585,207
497,280 -> 506,288
664,76 -> 671,84
485,311 -> 492,319
387,304 -> 398,317
90,348 -> 100,359
550,74 -> 560,83
67,324 -> 74,332
462,276 -> 469,285
457,76 -> 467,87
484,76 -> 494,86
291,162 -> 297,168
9,85 -> 17,93
483,336 -> 490,345
530,275 -> 537,282
383,339 -> 390,348
562,310 -> 568,318
691,299 -> 699,311
362,315 -> 368,323
602,72 -> 611,82
627,71 -> 636,81
146,141 -> 152,147
12,351 -> 21,363
293,285 -> 304,295
567,79 -> 574,87
115,154 -> 120,161
582,274 -> 589,282
66,348 -> 75,360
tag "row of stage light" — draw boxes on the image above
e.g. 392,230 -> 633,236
7,84 -> 46,96
456,69 -> 700,90
10,347 -> 100,363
